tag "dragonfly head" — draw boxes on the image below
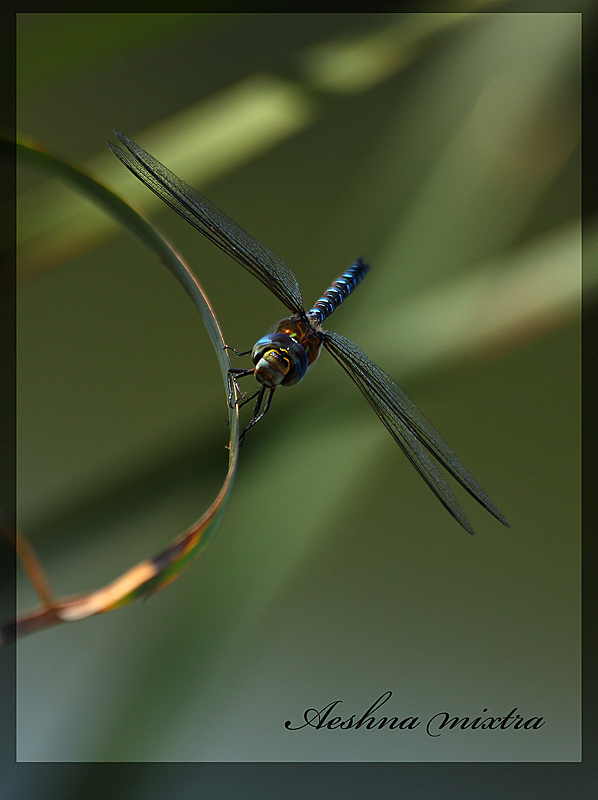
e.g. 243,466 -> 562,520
252,333 -> 308,388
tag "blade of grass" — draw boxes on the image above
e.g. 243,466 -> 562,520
2,135 -> 240,643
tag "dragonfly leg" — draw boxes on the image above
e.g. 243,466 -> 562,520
239,386 -> 276,445
237,388 -> 261,409
224,344 -> 252,357
227,367 -> 254,407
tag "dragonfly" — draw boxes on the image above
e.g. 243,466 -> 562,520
108,130 -> 509,535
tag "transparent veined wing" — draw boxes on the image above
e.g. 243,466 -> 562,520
108,131 -> 305,315
322,330 -> 510,534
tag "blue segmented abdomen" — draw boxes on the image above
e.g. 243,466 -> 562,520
306,259 -> 370,326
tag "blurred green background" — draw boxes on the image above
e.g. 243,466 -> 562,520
9,6 -> 586,774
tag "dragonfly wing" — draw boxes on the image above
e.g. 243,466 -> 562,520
322,330 -> 510,533
109,131 -> 305,315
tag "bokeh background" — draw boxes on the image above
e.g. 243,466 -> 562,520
6,5 -> 589,782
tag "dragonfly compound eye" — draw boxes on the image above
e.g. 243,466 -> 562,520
252,333 -> 308,388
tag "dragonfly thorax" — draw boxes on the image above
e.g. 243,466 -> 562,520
252,333 -> 308,388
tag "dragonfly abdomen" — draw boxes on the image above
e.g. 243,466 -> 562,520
307,259 -> 370,326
